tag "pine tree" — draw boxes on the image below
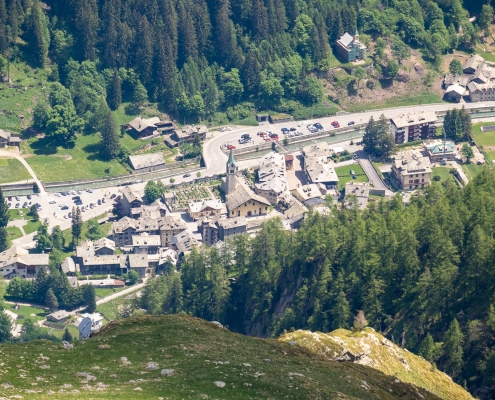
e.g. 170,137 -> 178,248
0,0 -> 7,55
443,318 -> 464,378
107,69 -> 122,111
0,228 -> 7,252
100,106 -> 120,159
419,333 -> 434,362
45,288 -> 59,312
135,16 -> 154,87
252,0 -> 268,42
25,0 -> 47,67
62,327 -> 73,342
331,291 -> 351,329
363,116 -> 379,155
51,225 -> 65,250
83,284 -> 97,313
34,266 -> 49,302
0,187 -> 8,228
74,0 -> 98,60
242,50 -> 262,96
71,206 -> 82,247
177,0 -> 198,65
0,302 -> 12,342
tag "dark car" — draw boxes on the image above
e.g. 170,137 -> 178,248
314,123 -> 323,129
110,194 -> 117,199
22,202 -> 27,208
183,173 -> 191,178
348,121 -> 355,126
8,196 -> 12,201
241,134 -> 250,139
97,199 -> 101,205
61,205 -> 69,210
27,195 -> 32,200
289,127 -> 296,131
15,203 -> 20,208
281,127 -> 289,132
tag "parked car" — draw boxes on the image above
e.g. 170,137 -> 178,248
183,173 -> 191,178
290,127 -> 296,131
15,203 -> 20,208
314,123 -> 323,130
61,205 -> 69,210
7,203 -> 11,208
54,193 -> 61,197
225,126 -> 232,131
49,200 -> 56,204
7,196 -> 12,201
86,189 -> 93,193
63,215 -> 68,219
27,195 -> 31,200
15,196 -> 20,201
281,127 -> 289,132
90,203 -> 94,209
227,145 -> 236,150
22,202 -> 27,208
97,199 -> 101,205
102,198 -> 106,203
333,123 -> 340,128
110,194 -> 117,199
68,212 -> 72,218
241,134 -> 250,139
348,121 -> 355,126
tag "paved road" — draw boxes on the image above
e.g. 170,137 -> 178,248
0,149 -> 47,196
359,158 -> 393,195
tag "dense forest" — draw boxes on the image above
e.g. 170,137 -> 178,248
0,0 -> 488,131
139,170 -> 495,399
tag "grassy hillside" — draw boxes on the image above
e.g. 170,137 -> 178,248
279,328 -> 472,400
0,315 -> 441,399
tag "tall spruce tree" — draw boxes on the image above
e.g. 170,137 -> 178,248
83,284 -> 97,313
443,319 -> 464,378
100,107 -> 120,160
45,288 -> 59,312
0,0 -> 7,55
107,69 -> 122,111
25,0 -> 47,66
71,206 -> 82,247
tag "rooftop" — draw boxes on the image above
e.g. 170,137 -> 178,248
305,158 -> 339,183
425,140 -> 456,155
393,150 -> 432,174
391,111 -> 437,128
132,233 -> 161,246
302,142 -> 332,158
128,254 -> 149,269
225,180 -> 271,211
121,186 -> 143,204
129,153 -> 165,170
128,116 -> 161,133
291,184 -> 324,201
188,199 -> 223,214
61,257 -> 76,274
217,216 -> 247,230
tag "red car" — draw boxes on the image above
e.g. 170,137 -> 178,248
331,121 -> 339,126
334,123 -> 340,128
271,135 -> 279,140
227,145 -> 236,150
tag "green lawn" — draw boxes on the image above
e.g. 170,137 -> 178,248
0,279 -> 7,298
335,164 -> 369,190
97,289 -> 141,321
43,324 -> 79,340
431,167 -> 456,184
461,163 -> 486,181
345,93 -> 443,113
94,287 -> 124,299
472,122 -> 495,162
0,157 -> 31,184
3,303 -> 47,324
23,218 -> 41,235
8,208 -> 29,220
6,226 -> 23,243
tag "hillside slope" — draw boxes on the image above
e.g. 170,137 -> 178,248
279,328 -> 472,400
0,315 -> 441,400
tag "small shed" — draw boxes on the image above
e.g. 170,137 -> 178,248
284,154 -> 294,170
46,310 -> 69,323
444,84 -> 464,103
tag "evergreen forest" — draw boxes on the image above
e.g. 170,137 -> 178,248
141,170 -> 495,399
0,0 -> 488,136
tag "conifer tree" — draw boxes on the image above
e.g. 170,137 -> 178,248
83,284 -> 97,313
62,327 -> 73,342
0,187 -> 8,252
135,16 -> 154,87
107,69 -> 122,111
419,333 -> 435,362
0,302 -> 12,342
71,206 -> 82,247
443,318 -> 464,378
51,225 -> 65,251
100,105 -> 120,159
45,288 -> 59,312
25,0 -> 47,66
331,291 -> 351,329
0,0 -> 7,54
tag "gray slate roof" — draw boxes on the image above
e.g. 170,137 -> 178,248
129,153 -> 165,170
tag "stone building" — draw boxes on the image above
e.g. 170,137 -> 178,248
335,30 -> 366,63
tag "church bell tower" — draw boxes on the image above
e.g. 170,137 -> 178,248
225,149 -> 238,195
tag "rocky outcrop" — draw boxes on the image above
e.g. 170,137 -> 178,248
278,327 -> 473,400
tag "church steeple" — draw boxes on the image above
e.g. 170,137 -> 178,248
354,28 -> 360,42
225,149 -> 238,195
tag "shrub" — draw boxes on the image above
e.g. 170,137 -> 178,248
433,175 -> 441,181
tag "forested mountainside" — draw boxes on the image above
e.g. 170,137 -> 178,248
0,0 -> 486,127
140,169 -> 495,399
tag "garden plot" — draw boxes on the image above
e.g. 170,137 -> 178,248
169,183 -> 221,211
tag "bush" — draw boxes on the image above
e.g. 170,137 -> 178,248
433,175 -> 441,181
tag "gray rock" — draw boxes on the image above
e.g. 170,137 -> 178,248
146,362 -> 159,370
161,369 -> 175,377
213,381 -> 226,388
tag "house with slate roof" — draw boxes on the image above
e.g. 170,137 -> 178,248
335,29 -> 366,63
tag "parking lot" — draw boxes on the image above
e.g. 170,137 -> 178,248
7,186 -> 121,230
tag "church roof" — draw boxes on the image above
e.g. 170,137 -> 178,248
227,149 -> 236,167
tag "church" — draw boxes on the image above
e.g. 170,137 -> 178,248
222,150 -> 271,218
